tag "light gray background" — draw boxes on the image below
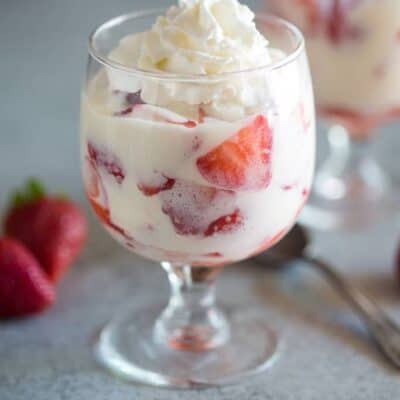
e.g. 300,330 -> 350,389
1,0 -> 400,398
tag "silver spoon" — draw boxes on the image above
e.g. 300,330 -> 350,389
254,224 -> 400,368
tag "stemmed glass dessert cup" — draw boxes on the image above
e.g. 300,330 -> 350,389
267,0 -> 400,230
81,9 -> 315,388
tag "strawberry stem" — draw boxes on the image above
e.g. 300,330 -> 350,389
9,178 -> 46,209
26,178 -> 46,200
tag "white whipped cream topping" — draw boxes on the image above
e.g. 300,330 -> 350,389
118,0 -> 271,74
106,0 -> 286,121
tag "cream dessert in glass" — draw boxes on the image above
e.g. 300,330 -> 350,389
81,0 -> 315,387
267,0 -> 400,229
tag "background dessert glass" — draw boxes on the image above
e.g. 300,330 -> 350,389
267,0 -> 400,230
81,9 -> 314,387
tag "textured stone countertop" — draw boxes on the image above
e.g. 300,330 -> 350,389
1,0 -> 400,398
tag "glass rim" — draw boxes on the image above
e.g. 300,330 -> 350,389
88,8 -> 305,81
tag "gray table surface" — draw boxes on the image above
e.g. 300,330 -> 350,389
1,0 -> 400,398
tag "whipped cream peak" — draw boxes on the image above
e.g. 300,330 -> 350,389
116,0 -> 272,75
106,0 -> 293,121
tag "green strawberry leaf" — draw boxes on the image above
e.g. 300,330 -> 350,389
8,178 -> 47,209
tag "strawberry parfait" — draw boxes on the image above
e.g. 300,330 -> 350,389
81,0 -> 315,267
267,0 -> 400,229
267,0 -> 400,136
82,0 -> 314,386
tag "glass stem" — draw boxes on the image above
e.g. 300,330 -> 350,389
314,125 -> 387,200
154,262 -> 229,351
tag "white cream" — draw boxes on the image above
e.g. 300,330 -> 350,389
268,0 -> 400,114
111,0 -> 271,74
107,0 -> 285,121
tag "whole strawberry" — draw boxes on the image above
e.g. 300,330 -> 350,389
4,179 -> 87,282
0,238 -> 55,318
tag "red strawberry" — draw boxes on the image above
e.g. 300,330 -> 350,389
125,91 -> 145,106
4,179 -> 87,282
84,156 -> 132,240
326,0 -> 363,44
87,142 -> 125,184
113,90 -> 145,116
160,180 -> 238,236
296,0 -> 320,32
204,209 -> 243,237
84,156 -> 109,219
196,115 -> 272,191
0,238 -> 55,318
137,175 -> 176,196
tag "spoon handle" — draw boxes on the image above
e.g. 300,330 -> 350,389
305,255 -> 400,368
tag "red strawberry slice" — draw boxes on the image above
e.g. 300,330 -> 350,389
84,157 -> 131,241
87,142 -> 125,184
204,209 -> 243,237
125,91 -> 144,106
84,157 -> 108,206
137,174 -> 176,196
84,156 -> 110,223
296,0 -> 320,32
89,196 -> 132,241
326,0 -> 363,44
196,115 -> 272,191
160,180 -> 238,236
0,238 -> 55,318
204,252 -> 222,257
114,90 -> 145,116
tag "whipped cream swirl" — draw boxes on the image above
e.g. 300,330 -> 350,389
131,0 -> 270,74
107,0 -> 285,121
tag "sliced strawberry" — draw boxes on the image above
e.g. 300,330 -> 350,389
113,91 -> 145,116
326,0 -> 363,44
84,159 -> 131,241
196,115 -> 272,191
198,108 -> 206,123
84,157 -> 108,203
204,209 -> 243,237
282,183 -> 298,191
88,196 -> 132,241
137,175 -> 175,196
87,142 -> 125,184
296,0 -> 320,32
114,106 -> 134,116
125,91 -> 144,106
84,156 -> 109,220
160,180 -> 237,236
204,252 -> 222,257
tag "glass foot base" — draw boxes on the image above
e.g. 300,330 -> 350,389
94,302 -> 280,388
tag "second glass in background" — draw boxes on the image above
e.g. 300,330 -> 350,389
268,0 -> 400,230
